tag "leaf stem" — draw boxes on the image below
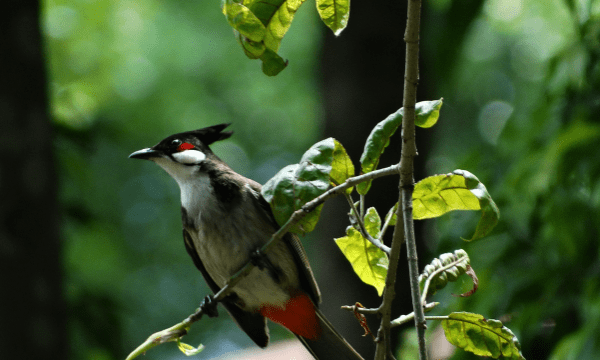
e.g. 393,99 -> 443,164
344,193 -> 391,255
390,302 -> 439,328
379,205 -> 395,243
340,304 -> 381,315
423,316 -> 449,321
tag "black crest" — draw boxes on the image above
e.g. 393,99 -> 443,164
190,123 -> 233,146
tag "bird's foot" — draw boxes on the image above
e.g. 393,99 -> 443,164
199,295 -> 219,318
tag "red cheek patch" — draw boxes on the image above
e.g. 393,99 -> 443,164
177,142 -> 195,151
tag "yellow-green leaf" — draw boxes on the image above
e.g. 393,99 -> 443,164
248,0 -> 307,52
415,98 -> 443,128
176,339 -> 204,356
330,139 -> 354,193
316,0 -> 350,36
412,169 -> 500,241
223,1 -> 266,42
363,207 -> 381,238
335,223 -> 388,296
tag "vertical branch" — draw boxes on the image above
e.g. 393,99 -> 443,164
374,203 -> 405,360
374,0 -> 424,357
401,0 -> 426,359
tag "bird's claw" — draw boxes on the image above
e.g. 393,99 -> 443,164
199,295 -> 219,318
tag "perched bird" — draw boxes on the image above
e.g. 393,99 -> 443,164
129,123 -> 363,360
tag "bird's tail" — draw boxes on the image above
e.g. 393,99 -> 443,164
297,308 -> 364,360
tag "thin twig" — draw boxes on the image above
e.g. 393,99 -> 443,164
344,193 -> 391,255
341,304 -> 381,315
360,194 -> 365,218
390,302 -> 439,328
378,205 -> 396,242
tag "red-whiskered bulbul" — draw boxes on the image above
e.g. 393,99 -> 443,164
129,124 -> 363,360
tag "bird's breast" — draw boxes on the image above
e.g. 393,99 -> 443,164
184,198 -> 302,311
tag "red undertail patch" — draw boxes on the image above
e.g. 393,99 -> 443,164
259,292 -> 321,340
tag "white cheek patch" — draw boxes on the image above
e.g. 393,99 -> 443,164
172,149 -> 206,164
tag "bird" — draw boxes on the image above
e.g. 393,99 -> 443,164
129,123 -> 364,360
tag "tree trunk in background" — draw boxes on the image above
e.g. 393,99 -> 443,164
0,1 -> 66,358
318,1 -> 431,356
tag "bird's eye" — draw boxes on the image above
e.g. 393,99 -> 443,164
171,139 -> 182,147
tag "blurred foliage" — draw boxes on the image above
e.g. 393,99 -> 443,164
422,0 -> 600,359
42,0 -> 322,358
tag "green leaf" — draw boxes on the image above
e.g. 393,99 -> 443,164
415,98 -> 443,128
442,312 -> 525,360
412,169 -> 500,241
418,249 -> 470,297
222,1 -> 266,42
176,339 -> 204,356
236,32 -> 266,59
363,207 -> 382,238
357,99 -> 444,194
222,0 -> 307,75
357,108 -> 403,195
384,203 -> 398,226
247,0 -> 307,53
260,47 -> 288,76
316,0 -> 350,36
334,222 -> 388,296
262,138 -> 345,233
330,139 -> 354,193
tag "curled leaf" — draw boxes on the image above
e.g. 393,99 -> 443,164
418,249 -> 471,297
260,47 -> 288,76
176,339 -> 204,356
262,138 -> 351,233
413,169 -> 500,241
223,1 -> 266,42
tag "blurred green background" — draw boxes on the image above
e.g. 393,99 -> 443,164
3,0 -> 599,359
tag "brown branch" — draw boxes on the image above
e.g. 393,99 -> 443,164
374,0 -> 424,358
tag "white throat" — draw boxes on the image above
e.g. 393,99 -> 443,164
151,153 -> 212,219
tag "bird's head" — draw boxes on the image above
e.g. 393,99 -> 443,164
129,123 -> 232,182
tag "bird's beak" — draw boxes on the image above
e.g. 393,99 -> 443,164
129,148 -> 160,160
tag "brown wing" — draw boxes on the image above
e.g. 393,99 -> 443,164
244,180 -> 322,305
